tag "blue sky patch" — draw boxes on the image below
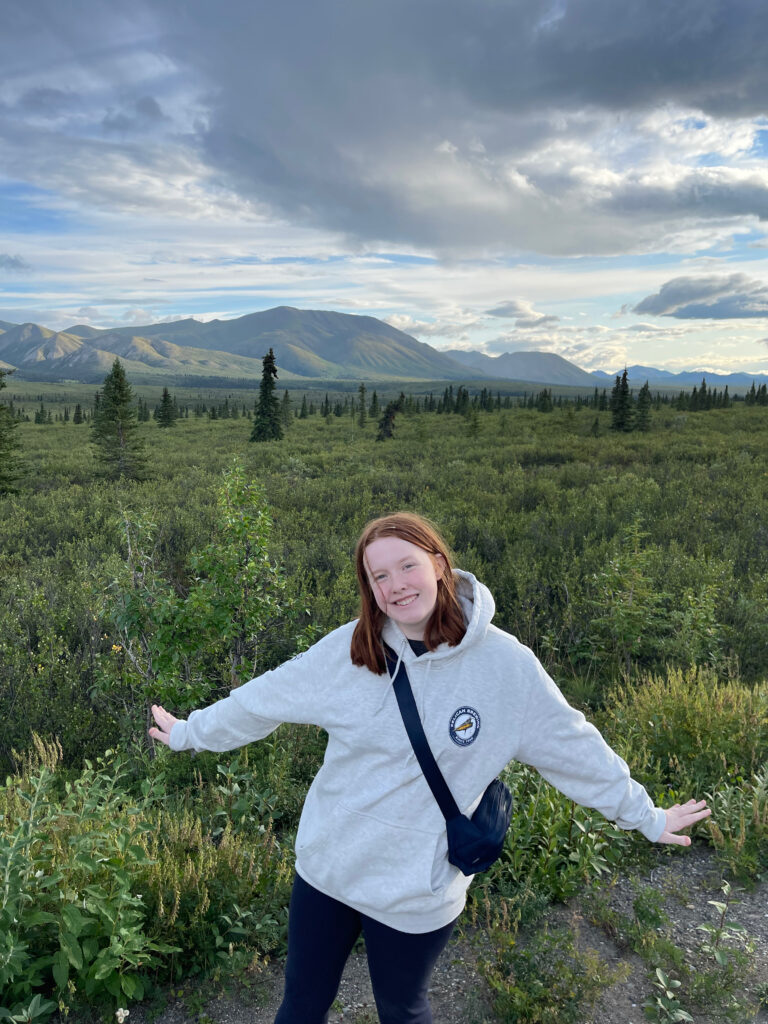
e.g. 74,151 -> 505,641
0,183 -> 73,234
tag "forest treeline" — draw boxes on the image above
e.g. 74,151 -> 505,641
1,381 -> 767,1021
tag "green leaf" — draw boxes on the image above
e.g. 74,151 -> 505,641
22,911 -> 58,928
93,955 -> 119,980
59,930 -> 83,970
121,973 -> 138,998
61,904 -> 88,937
52,950 -> 69,990
104,972 -> 121,998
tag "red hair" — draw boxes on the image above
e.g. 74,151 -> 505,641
350,512 -> 466,674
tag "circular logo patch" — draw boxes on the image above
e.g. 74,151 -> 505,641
449,706 -> 481,746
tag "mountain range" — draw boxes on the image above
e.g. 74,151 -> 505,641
0,307 -> 766,389
0,308 -> 467,384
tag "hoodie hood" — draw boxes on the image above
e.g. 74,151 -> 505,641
380,569 -> 496,665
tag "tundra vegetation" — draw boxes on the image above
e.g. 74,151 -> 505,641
1,377 -> 767,1022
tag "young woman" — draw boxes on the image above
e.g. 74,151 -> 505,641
149,511 -> 710,1024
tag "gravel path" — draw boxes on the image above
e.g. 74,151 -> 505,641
122,846 -> 767,1024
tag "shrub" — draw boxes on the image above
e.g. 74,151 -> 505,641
0,738 -> 295,1022
480,924 -> 627,1023
600,666 -> 768,798
469,764 -> 633,928
706,765 -> 768,881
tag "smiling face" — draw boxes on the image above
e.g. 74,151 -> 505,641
363,535 -> 445,641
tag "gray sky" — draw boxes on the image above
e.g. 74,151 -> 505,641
2,0 -> 768,371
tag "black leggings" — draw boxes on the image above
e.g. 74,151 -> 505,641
274,873 -> 457,1024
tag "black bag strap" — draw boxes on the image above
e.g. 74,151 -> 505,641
384,644 -> 461,823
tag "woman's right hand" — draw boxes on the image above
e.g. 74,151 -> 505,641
149,704 -> 178,746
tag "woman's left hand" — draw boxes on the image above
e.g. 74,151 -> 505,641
657,798 -> 711,845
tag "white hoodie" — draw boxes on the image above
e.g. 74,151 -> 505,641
169,571 -> 666,933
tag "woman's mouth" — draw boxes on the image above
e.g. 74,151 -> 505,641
393,594 -> 418,607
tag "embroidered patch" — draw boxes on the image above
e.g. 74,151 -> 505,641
449,706 -> 481,746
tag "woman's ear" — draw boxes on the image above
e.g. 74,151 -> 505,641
433,552 -> 446,580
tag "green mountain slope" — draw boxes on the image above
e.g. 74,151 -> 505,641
0,307 -> 474,382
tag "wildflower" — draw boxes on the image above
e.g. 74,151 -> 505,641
111,644 -> 123,653
116,1010 -> 130,1023
35,869 -> 44,878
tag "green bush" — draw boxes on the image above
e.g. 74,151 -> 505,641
707,765 -> 768,881
480,924 -> 627,1023
0,738 -> 296,1022
469,764 -> 633,928
600,666 -> 768,797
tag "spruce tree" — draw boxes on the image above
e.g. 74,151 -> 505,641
281,389 -> 292,428
73,403 -> 84,425
635,381 -> 652,432
610,369 -> 633,432
0,368 -> 22,494
91,359 -> 146,478
250,348 -> 283,442
358,383 -> 367,428
376,402 -> 397,441
157,387 -> 176,427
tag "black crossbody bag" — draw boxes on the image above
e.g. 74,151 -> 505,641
384,645 -> 513,876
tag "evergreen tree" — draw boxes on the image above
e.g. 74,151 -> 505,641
157,387 -> 176,427
376,402 -> 397,441
281,389 -> 292,428
299,395 -> 309,419
91,359 -> 146,478
0,368 -> 22,494
369,390 -> 379,417
610,370 -> 633,432
635,381 -> 652,432
358,383 -> 367,428
72,403 -> 84,425
535,388 -> 553,413
250,348 -> 283,442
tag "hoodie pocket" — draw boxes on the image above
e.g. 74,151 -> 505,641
296,801 -> 446,915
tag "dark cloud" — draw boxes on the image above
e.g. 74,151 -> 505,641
4,0 -> 768,254
603,169 -> 768,222
633,273 -> 768,318
486,300 -> 560,328
16,87 -> 75,116
0,254 -> 31,272
486,301 -> 529,318
103,96 -> 165,133
516,314 -> 560,328
130,0 -> 768,252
